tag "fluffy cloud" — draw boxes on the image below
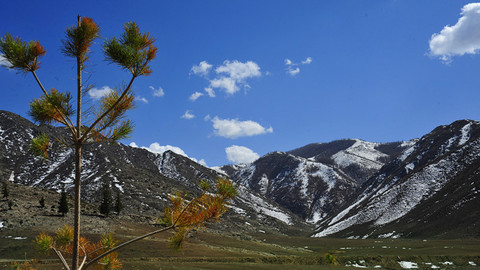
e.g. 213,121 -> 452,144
189,91 -> 204,101
215,60 -> 261,80
150,86 -> 165,97
429,3 -> 480,62
287,67 -> 300,76
88,86 -> 113,100
209,77 -> 238,95
302,57 -> 313,64
129,142 -> 138,148
143,143 -> 188,156
191,61 -> 213,76
136,96 -> 149,104
225,145 -> 259,164
181,110 -> 195,119
130,142 -> 207,166
204,87 -> 216,98
191,60 -> 261,96
285,57 -> 312,76
0,54 -> 13,69
211,116 -> 273,139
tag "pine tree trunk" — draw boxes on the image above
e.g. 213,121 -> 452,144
72,142 -> 82,270
71,15 -> 82,270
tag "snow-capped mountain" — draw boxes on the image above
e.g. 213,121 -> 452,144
221,139 -> 414,224
2,109 -> 479,238
313,120 -> 480,238
221,151 -> 358,223
0,110 -> 306,234
288,139 -> 415,183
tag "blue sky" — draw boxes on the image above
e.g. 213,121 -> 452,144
1,0 -> 480,166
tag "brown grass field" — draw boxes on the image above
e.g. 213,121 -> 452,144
1,221 -> 479,269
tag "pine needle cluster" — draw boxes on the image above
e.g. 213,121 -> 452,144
35,225 -> 122,270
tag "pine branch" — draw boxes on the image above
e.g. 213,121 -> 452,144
79,75 -> 136,143
84,226 -> 174,268
31,71 -> 77,137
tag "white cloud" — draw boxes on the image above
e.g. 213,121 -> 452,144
189,91 -> 204,101
129,142 -> 138,148
136,96 -> 149,104
211,116 -> 273,139
215,60 -> 261,80
192,60 -> 261,96
287,67 -> 300,76
191,61 -> 213,76
144,142 -> 188,156
204,87 -> 216,97
197,159 -> 207,166
209,77 -> 238,95
0,54 -> 13,69
150,86 -> 165,97
130,142 -> 207,167
284,57 -> 311,76
429,3 -> 480,62
181,110 -> 195,119
225,145 -> 259,164
210,60 -> 261,95
302,57 -> 313,64
89,86 -> 113,100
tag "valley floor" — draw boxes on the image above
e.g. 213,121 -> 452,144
0,184 -> 479,269
1,222 -> 479,269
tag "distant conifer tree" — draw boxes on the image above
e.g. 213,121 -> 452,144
114,190 -> 123,215
100,182 -> 113,217
2,182 -> 8,198
39,196 -> 45,208
58,188 -> 69,216
2,182 -> 9,198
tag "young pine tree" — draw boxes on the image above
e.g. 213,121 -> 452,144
99,182 -> 112,217
58,188 -> 69,217
114,190 -> 123,215
2,182 -> 8,198
39,196 -> 45,208
0,16 -> 156,270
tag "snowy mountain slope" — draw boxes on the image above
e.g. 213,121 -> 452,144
223,151 -> 359,223
313,120 -> 480,238
222,139 -> 414,225
289,139 -> 413,183
0,110 -> 306,234
3,110 -> 479,238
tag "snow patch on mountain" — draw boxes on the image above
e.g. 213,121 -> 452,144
332,140 -> 387,170
259,174 -> 269,195
399,139 -> 418,161
459,122 -> 472,145
211,166 -> 228,176
295,159 -> 339,195
236,185 -> 293,225
314,137 -> 480,237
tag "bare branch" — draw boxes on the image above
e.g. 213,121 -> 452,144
84,226 -> 174,268
52,247 -> 71,270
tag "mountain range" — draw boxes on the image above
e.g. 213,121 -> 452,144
1,110 -> 479,238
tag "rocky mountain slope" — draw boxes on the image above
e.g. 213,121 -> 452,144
1,110 -> 479,239
313,120 -> 480,238
0,110 -> 308,235
220,139 -> 415,224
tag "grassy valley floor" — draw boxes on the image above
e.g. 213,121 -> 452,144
1,222 -> 479,269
